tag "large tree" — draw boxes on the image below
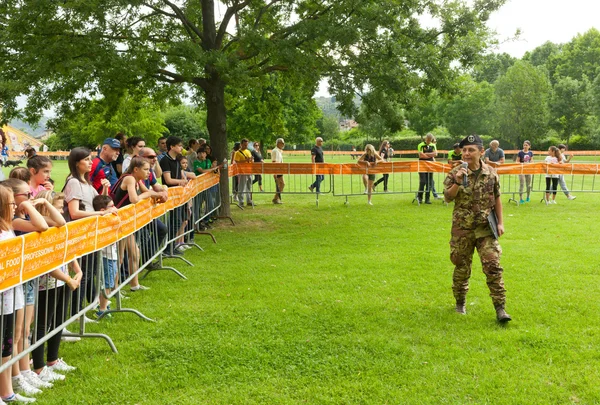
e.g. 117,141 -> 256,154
494,60 -> 551,147
0,0 -> 505,214
550,76 -> 591,146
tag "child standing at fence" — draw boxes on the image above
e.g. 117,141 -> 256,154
517,140 -> 534,204
27,156 -> 54,197
112,157 -> 163,290
93,195 -> 118,316
0,185 -> 36,403
176,155 -> 196,251
358,144 -> 383,205
31,190 -> 81,382
2,178 -> 69,393
544,146 -> 561,204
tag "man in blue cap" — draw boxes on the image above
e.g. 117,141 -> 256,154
90,138 -> 121,193
443,134 -> 511,323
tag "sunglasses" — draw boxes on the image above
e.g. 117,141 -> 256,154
145,155 -> 157,159
15,192 -> 32,199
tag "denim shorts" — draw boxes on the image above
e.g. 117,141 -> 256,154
102,258 -> 117,289
25,281 -> 36,306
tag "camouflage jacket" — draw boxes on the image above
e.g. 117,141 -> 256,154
443,159 -> 500,232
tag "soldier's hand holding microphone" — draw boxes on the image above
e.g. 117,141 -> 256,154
456,162 -> 468,186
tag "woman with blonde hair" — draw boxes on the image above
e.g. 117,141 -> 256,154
358,144 -> 383,205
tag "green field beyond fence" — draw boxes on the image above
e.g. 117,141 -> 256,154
3,160 -> 600,404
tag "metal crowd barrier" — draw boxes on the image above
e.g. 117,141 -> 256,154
0,173 -> 222,373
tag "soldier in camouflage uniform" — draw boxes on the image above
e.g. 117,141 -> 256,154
443,134 -> 511,323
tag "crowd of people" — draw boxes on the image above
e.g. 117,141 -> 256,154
0,133 -> 220,403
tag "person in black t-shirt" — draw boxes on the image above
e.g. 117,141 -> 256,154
111,132 -> 127,177
309,137 -> 325,193
373,140 -> 391,192
417,133 -> 437,204
251,142 -> 264,192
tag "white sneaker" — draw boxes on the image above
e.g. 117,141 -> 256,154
12,375 -> 41,396
83,316 -> 98,324
21,371 -> 52,389
567,194 -> 576,200
363,188 -> 367,194
551,200 -> 557,204
367,201 -> 373,205
36,367 -> 65,383
3,393 -> 36,403
130,284 -> 150,292
48,359 -> 76,373
61,335 -> 81,342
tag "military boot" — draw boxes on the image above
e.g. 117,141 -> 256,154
495,304 -> 512,323
455,299 -> 466,315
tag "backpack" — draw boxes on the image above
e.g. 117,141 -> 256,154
109,174 -> 133,208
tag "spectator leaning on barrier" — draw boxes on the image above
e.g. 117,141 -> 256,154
484,140 -> 505,168
27,155 -> 54,197
271,138 -> 285,204
309,137 -> 325,193
157,136 -> 168,162
187,139 -> 200,167
234,138 -> 254,206
159,136 -> 188,254
443,134 -> 511,323
544,146 -> 561,204
516,140 -> 534,204
557,144 -> 576,200
251,142 -> 264,192
417,133 -> 437,204
64,147 -> 118,323
90,138 -> 120,194
373,140 -> 391,192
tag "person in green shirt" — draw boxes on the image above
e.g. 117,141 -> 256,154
447,143 -> 463,167
193,147 -> 212,175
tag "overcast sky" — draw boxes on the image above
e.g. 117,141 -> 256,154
316,0 -> 600,97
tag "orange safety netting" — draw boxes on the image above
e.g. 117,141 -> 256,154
229,162 -> 600,176
267,149 -> 600,156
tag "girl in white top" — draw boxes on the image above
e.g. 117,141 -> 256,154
358,144 -> 384,205
0,185 -> 35,403
544,146 -> 562,204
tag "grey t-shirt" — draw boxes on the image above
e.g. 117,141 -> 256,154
484,148 -> 505,162
64,177 -> 99,212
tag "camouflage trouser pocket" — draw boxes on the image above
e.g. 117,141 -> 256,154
449,234 -> 475,266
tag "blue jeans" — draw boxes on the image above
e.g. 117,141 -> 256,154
311,175 -> 324,193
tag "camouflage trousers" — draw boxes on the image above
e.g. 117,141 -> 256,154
449,231 -> 506,306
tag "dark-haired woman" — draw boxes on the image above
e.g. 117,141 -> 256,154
64,148 -> 117,321
373,140 -> 391,192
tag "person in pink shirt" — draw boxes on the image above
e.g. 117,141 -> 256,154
27,156 -> 54,197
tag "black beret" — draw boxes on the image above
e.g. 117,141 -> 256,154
459,134 -> 483,148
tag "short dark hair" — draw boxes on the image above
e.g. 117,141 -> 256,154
176,154 -> 187,162
188,139 -> 198,148
166,136 -> 183,151
158,136 -> 166,143
115,132 -> 126,141
241,138 -> 249,143
93,195 -> 114,211
558,144 -> 566,149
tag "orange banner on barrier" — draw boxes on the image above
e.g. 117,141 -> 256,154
96,213 -> 120,251
22,226 -> 67,282
117,205 -> 136,239
0,237 -> 23,292
230,162 -> 600,176
135,199 -> 154,231
64,217 -> 98,263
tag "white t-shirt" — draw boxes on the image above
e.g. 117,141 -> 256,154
102,243 -> 118,261
271,147 -> 283,163
0,230 -> 23,314
64,177 -> 99,212
122,155 -> 132,173
545,156 -> 559,178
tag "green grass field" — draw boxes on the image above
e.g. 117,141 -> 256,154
4,159 -> 600,404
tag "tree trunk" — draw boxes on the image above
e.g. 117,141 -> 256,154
205,79 -> 231,217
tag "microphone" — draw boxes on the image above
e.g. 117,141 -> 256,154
460,162 -> 468,187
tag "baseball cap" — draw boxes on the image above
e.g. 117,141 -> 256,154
103,138 -> 121,149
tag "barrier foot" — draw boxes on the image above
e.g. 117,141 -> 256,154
103,308 -> 156,323
217,215 -> 235,226
508,197 -> 520,206
142,266 -> 187,280
195,231 -> 217,243
63,331 -> 118,353
344,196 -> 349,206
162,253 -> 194,266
